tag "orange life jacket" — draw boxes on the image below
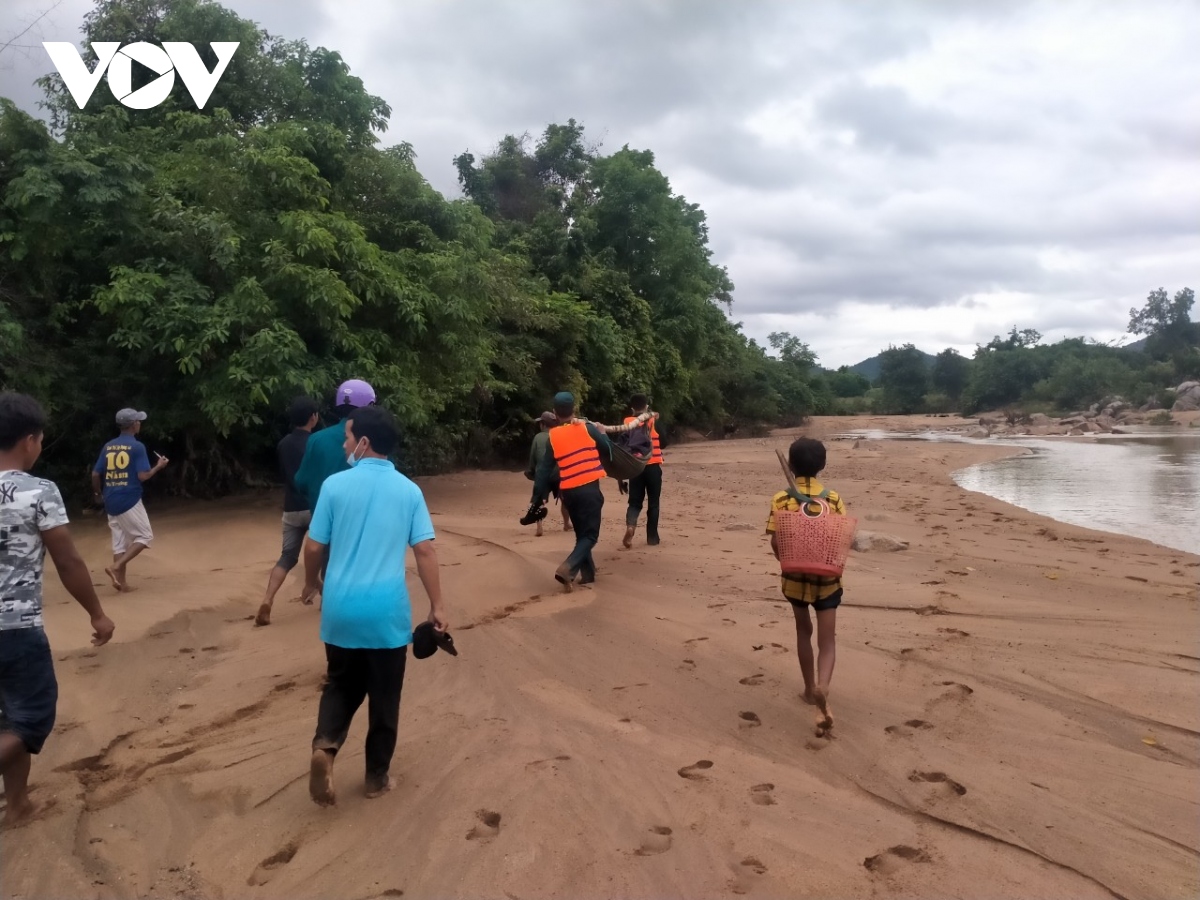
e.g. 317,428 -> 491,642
624,415 -> 663,466
548,422 -> 605,490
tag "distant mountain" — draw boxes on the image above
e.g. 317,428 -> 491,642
846,337 -> 1149,382
1119,336 -> 1149,352
847,349 -> 937,382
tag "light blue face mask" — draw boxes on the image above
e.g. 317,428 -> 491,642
346,438 -> 366,467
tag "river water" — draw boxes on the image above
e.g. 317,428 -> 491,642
844,430 -> 1200,556
952,433 -> 1200,556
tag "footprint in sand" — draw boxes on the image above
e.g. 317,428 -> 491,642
749,783 -> 776,806
738,711 -> 761,728
684,637 -> 709,645
939,681 -> 974,696
634,826 -> 673,856
739,674 -> 765,686
247,842 -> 298,886
729,855 -> 770,894
466,809 -> 502,841
885,720 -> 934,737
722,619 -> 737,626
677,760 -> 714,780
937,628 -> 969,638
740,856 -> 768,875
864,844 -> 931,875
909,771 -> 967,796
680,659 -> 696,670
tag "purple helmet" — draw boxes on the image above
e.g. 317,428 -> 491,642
335,379 -> 376,408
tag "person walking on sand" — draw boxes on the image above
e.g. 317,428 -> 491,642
621,393 -> 664,548
765,437 -> 847,737
91,408 -> 168,592
294,379 -> 375,515
300,405 -> 448,805
255,396 -> 320,627
532,392 -> 613,589
1,392 -> 115,828
525,411 -> 571,537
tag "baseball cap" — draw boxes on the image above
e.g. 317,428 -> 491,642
411,621 -> 458,660
116,408 -> 147,426
335,379 -> 376,408
538,411 -> 557,426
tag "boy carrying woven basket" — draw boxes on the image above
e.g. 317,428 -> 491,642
765,438 -> 849,738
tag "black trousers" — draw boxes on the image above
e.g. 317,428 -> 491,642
626,463 -> 662,538
313,643 -> 407,787
560,480 -> 604,579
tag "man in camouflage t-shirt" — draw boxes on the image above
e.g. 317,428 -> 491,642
0,393 -> 114,828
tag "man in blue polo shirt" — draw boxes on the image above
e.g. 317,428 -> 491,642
300,405 -> 448,806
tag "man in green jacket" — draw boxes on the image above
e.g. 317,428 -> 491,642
525,411 -> 571,537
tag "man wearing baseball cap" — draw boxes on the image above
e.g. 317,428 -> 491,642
531,392 -> 612,588
90,408 -> 168,592
524,411 -> 571,537
293,379 -> 375,526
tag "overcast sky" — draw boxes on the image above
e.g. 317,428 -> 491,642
2,0 -> 1197,367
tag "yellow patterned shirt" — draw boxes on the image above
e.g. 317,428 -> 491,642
765,476 -> 846,603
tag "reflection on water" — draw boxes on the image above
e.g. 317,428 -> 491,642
952,435 -> 1200,555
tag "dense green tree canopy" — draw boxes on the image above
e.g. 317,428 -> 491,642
0,0 -> 835,498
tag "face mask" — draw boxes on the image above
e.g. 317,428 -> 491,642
346,438 -> 366,467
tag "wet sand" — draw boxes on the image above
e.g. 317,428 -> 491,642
3,414 -> 1197,899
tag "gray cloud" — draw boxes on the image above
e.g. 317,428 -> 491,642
2,0 -> 1196,367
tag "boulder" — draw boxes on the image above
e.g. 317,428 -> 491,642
1094,415 -> 1116,432
1029,412 -> 1055,426
1172,381 -> 1200,412
966,427 -> 990,439
1059,416 -> 1087,427
978,413 -> 1005,426
1068,427 -> 1086,436
852,531 -> 909,553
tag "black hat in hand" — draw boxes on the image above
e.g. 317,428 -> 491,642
412,621 -> 458,660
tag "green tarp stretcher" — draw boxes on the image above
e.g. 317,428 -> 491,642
601,442 -> 647,480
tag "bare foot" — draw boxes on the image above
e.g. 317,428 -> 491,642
622,526 -> 635,549
801,689 -> 817,706
554,562 -> 575,593
309,749 -> 336,807
812,687 -> 833,734
104,567 -> 121,592
0,798 -> 35,830
364,775 -> 394,799
255,604 -> 272,627
535,522 -> 544,537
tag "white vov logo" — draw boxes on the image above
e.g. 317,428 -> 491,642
42,41 -> 239,110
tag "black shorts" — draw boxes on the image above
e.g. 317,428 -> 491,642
786,588 -> 843,612
0,627 -> 58,754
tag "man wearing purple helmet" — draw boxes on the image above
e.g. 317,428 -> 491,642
294,379 -> 376,530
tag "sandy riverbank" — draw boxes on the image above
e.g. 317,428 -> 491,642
3,415 -> 1197,899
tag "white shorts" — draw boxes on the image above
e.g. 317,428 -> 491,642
108,500 -> 154,556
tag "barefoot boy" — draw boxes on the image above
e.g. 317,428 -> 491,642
255,396 -> 320,626
765,437 -> 846,737
1,392 -> 115,827
91,408 -> 168,591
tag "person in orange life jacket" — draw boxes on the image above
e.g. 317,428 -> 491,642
619,393 -> 663,548
532,392 -> 613,589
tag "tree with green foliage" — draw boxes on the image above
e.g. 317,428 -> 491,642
931,348 -> 971,403
1,0 -> 807,498
877,344 -> 930,414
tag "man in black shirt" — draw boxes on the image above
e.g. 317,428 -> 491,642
256,397 -> 320,626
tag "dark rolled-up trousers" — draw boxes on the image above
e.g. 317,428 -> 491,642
313,642 -> 408,790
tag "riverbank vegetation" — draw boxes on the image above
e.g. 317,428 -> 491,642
1,0 -> 1194,500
